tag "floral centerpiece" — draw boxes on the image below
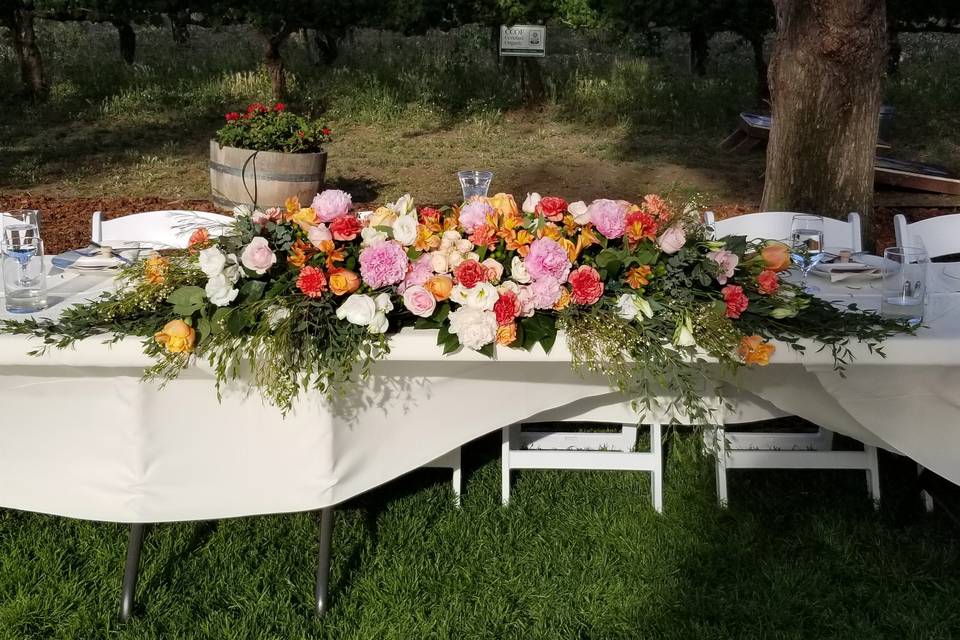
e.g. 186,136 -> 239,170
2,190 -> 909,418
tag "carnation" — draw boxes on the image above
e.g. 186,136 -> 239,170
329,215 -> 362,241
588,199 -> 629,239
458,201 -> 495,233
296,266 -> 328,298
447,306 -> 499,350
493,291 -> 521,326
757,270 -> 780,295
721,285 -> 749,319
312,189 -> 352,223
359,241 -> 409,289
567,265 -> 604,305
524,238 -> 572,282
454,259 -> 489,289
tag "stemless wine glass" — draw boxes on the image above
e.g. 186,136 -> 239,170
881,246 -> 927,325
2,234 -> 47,313
457,170 -> 493,201
790,215 -> 825,294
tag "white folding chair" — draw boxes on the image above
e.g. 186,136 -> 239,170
703,210 -> 880,507
894,213 -> 960,260
91,210 -> 235,249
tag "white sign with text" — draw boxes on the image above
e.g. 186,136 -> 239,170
499,25 -> 546,57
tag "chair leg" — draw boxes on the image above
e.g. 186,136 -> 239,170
315,508 -> 335,616
119,523 -> 146,622
501,426 -> 512,505
650,422 -> 663,514
714,427 -> 729,508
451,447 -> 462,508
865,445 -> 881,509
918,464 -> 935,513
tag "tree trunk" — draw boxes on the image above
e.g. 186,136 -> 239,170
169,10 -> 190,44
4,6 -> 46,101
114,20 -> 136,65
689,27 -> 709,76
262,34 -> 288,102
748,34 -> 770,104
761,0 -> 887,247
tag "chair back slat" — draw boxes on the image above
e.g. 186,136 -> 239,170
704,211 -> 862,253
894,213 -> 960,260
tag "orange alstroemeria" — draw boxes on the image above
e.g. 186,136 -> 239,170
287,239 -> 314,269
144,255 -> 169,285
553,287 -> 572,311
284,196 -> 301,215
558,237 -> 579,262
576,226 -> 600,253
625,265 -> 652,289
415,225 -> 441,252
502,228 -> 534,257
739,335 -> 775,366
469,224 -> 499,251
539,223 -> 563,241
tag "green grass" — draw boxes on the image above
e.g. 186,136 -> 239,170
1,432 -> 959,639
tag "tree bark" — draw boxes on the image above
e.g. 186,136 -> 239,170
689,27 -> 709,76
114,20 -> 136,65
263,34 -> 289,103
761,0 -> 887,247
4,6 -> 46,101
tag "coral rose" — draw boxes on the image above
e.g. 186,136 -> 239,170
739,335 -> 775,366
154,319 -> 196,354
568,265 -> 604,305
328,268 -> 360,296
535,196 -> 568,222
329,215 -> 362,241
757,269 -> 780,295
760,241 -> 792,272
721,285 -> 749,319
424,275 -> 454,300
297,266 -> 328,298
454,259 -> 489,288
496,322 -> 518,346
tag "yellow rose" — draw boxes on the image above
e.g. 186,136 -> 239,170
368,206 -> 397,228
290,207 -> 318,229
328,269 -> 361,296
487,193 -> 519,218
154,319 -> 196,354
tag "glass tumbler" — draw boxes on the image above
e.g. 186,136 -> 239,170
2,235 -> 48,313
880,246 -> 927,324
457,170 -> 494,201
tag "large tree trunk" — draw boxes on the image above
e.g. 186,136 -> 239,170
262,34 -> 289,102
761,0 -> 887,247
689,27 -> 709,76
114,20 -> 136,65
4,5 -> 47,101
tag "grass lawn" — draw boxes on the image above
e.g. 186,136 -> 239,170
1,432 -> 959,639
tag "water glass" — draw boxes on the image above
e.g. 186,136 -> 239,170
790,215 -> 825,293
2,235 -> 48,313
881,246 -> 927,324
457,170 -> 493,201
1,209 -> 41,234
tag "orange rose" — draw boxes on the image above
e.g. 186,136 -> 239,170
328,268 -> 360,295
487,193 -> 519,219
760,241 -> 792,272
738,335 -> 775,366
154,319 -> 196,354
424,275 -> 454,301
496,322 -> 518,346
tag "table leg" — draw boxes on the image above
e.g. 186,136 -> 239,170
119,523 -> 146,622
315,508 -> 335,616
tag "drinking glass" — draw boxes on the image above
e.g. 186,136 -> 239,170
457,170 -> 493,201
881,246 -> 927,324
2,235 -> 47,313
790,215 -> 825,293
1,209 -> 41,236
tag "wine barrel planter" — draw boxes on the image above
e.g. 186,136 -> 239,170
209,141 -> 327,212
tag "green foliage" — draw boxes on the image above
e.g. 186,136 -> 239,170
214,102 -> 332,153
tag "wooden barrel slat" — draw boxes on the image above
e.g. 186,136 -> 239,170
209,141 -> 327,212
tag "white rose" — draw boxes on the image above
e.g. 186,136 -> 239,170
198,246 -> 226,277
361,226 -> 388,247
568,200 -> 590,225
373,292 -> 394,313
430,251 -> 451,273
451,281 -> 499,311
455,238 -> 474,254
447,306 -> 499,351
205,273 -> 239,307
616,294 -> 653,321
392,214 -> 418,247
511,256 -> 532,284
440,230 -> 461,250
448,252 -> 466,269
522,192 -> 542,214
336,294 -> 377,326
389,194 -> 415,216
498,280 -> 520,295
367,312 -> 389,334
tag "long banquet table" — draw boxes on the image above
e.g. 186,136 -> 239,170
2,265 -> 960,525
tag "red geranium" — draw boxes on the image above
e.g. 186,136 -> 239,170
321,127 -> 332,136
329,215 -> 362,242
454,259 -> 488,288
757,270 -> 779,295
247,102 -> 268,114
274,102 -> 286,111
722,285 -> 749,318
296,266 -> 328,298
493,291 -> 520,326
225,112 -> 241,122
536,196 -> 568,222
568,265 -> 604,305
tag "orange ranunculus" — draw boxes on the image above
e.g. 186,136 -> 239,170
487,193 -> 519,219
424,275 -> 454,301
328,268 -> 360,295
496,322 -> 518,346
154,319 -> 196,354
284,196 -> 301,214
625,265 -> 652,289
144,255 -> 169,285
738,335 -> 775,366
760,241 -> 792,272
287,239 -> 314,269
553,287 -> 572,311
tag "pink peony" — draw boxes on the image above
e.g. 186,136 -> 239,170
458,200 -> 495,233
707,250 -> 739,285
657,225 -> 686,254
528,276 -> 563,310
311,189 -> 352,223
524,237 -> 572,282
240,236 -> 277,275
588,199 -> 629,239
359,240 -> 409,289
399,254 -> 434,293
402,285 -> 437,318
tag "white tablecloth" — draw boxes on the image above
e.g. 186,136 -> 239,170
1,264 -> 959,523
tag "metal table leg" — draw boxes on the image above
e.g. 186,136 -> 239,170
119,523 -> 146,622
315,508 -> 335,616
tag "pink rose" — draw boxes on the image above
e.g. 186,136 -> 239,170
252,207 -> 283,226
588,199 -> 629,239
707,249 -> 739,284
515,286 -> 536,317
528,276 -> 562,309
402,285 -> 438,318
359,240 -> 409,289
524,237 -> 572,282
481,257 -> 504,283
311,189 -> 352,223
307,223 -> 332,248
458,200 -> 495,233
657,225 -> 686,254
240,236 -> 277,275
399,254 -> 433,293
